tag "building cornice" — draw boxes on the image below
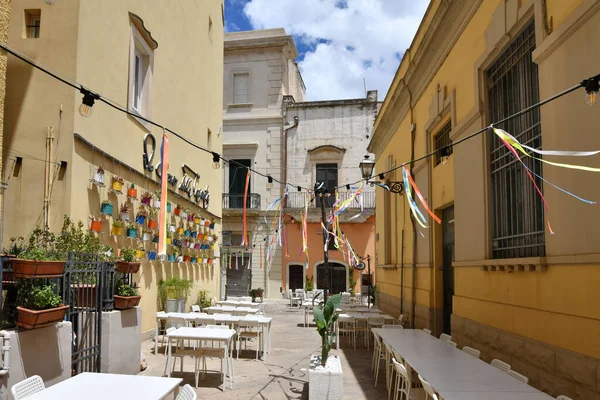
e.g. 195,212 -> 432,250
369,0 -> 483,157
225,31 -> 298,59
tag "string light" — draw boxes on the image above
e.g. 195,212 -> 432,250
78,88 -> 100,118
583,75 -> 600,106
212,152 -> 220,170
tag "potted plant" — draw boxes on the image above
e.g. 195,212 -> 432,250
168,251 -> 176,262
134,247 -> 145,260
126,223 -> 137,239
169,223 -> 176,233
114,282 -> 141,310
209,219 -> 215,231
190,257 -> 197,263
11,229 -> 64,278
166,231 -> 173,245
116,247 -> 141,274
176,226 -> 184,235
158,278 -> 192,313
111,175 -> 125,192
193,214 -> 201,224
184,229 -> 191,237
127,183 -> 137,199
101,200 -> 113,215
306,276 -> 314,292
249,289 -> 258,302
92,166 -> 105,186
166,202 -> 172,213
183,255 -> 191,262
187,213 -> 194,223
112,220 -> 123,236
135,210 -> 147,225
147,209 -> 158,230
16,282 -> 69,329
141,191 -> 152,207
142,229 -> 152,242
90,217 -> 103,233
154,190 -> 161,208
195,289 -> 211,311
153,234 -> 159,244
119,203 -> 130,221
173,204 -> 182,216
309,294 -> 342,400
148,251 -> 157,260
180,208 -> 189,220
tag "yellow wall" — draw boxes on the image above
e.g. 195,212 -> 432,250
4,0 -> 224,335
0,0 -> 10,245
371,0 -> 600,362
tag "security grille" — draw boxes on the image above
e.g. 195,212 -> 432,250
487,21 -> 544,259
434,122 -> 452,165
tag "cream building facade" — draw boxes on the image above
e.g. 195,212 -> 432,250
3,0 -> 224,336
0,0 -> 10,245
222,29 -> 305,299
371,0 -> 600,397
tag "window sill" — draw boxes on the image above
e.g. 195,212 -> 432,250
227,103 -> 253,109
128,109 -> 152,132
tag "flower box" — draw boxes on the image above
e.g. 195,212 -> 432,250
12,259 -> 64,279
309,355 -> 343,400
115,261 -> 141,274
17,304 -> 69,330
114,295 -> 141,310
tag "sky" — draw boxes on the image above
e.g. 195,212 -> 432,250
224,0 -> 430,101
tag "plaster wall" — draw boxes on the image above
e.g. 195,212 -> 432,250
101,307 -> 142,375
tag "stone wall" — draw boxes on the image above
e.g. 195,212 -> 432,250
452,314 -> 600,400
377,290 -> 433,329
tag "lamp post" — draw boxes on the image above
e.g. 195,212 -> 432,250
367,255 -> 372,308
315,182 -> 329,304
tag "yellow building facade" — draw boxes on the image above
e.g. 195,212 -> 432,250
370,0 -> 600,397
4,0 -> 224,336
0,0 -> 10,245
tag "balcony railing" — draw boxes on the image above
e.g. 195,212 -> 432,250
286,191 -> 375,209
223,193 -> 261,210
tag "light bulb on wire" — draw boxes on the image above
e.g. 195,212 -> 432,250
267,176 -> 273,189
583,75 -> 600,106
78,87 -> 100,118
212,152 -> 220,169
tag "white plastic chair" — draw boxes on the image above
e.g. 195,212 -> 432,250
491,358 -> 511,372
418,374 -> 440,400
191,304 -> 201,313
508,369 -> 529,383
164,327 -> 203,388
176,384 -> 197,400
373,334 -> 386,386
237,319 -> 262,360
11,375 -> 45,399
447,340 -> 457,348
462,346 -> 481,358
439,333 -> 452,342
422,328 -> 432,335
391,358 -> 426,400
198,335 -> 234,389
338,315 -> 356,350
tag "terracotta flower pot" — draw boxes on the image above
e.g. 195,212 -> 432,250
127,188 -> 137,198
17,304 -> 69,329
13,259 -> 64,278
148,220 -> 157,229
90,220 -> 102,233
114,295 -> 141,310
116,261 -> 141,274
112,181 -> 123,192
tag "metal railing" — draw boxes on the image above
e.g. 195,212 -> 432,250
222,193 -> 261,209
286,190 -> 375,209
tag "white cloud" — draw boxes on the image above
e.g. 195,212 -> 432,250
243,0 -> 428,100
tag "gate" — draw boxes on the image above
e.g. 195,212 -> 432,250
63,253 -> 115,375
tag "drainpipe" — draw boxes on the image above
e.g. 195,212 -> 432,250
0,330 -> 11,376
283,115 -> 299,204
405,82 -> 418,329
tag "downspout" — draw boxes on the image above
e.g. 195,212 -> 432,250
283,115 -> 299,199
0,330 -> 11,376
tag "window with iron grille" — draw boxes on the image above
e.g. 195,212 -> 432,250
487,21 -> 544,259
434,122 -> 453,166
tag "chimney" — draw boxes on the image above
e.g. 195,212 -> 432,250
367,90 -> 378,102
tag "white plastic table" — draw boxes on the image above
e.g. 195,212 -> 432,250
204,306 -> 259,315
26,372 -> 182,400
167,327 -> 236,389
373,329 -> 554,400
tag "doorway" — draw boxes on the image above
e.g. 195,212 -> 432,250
361,273 -> 372,296
288,265 -> 304,291
226,254 -> 252,298
442,206 -> 455,334
315,163 -> 338,208
229,159 -> 251,208
316,262 -> 346,294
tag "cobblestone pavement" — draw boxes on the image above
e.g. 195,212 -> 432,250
140,299 -> 389,399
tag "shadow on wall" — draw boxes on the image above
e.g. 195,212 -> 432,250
120,308 -> 139,328
19,324 -> 64,382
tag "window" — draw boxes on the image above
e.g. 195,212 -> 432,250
316,163 -> 338,208
487,21 -> 543,259
434,122 -> 452,166
228,159 -> 251,208
24,9 -> 41,39
128,23 -> 154,125
233,73 -> 249,104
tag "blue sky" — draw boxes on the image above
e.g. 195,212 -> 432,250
224,0 -> 429,101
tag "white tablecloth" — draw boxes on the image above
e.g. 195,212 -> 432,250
27,373 -> 182,400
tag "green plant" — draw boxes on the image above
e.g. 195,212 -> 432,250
116,282 -> 139,297
120,247 -> 136,262
18,281 -> 61,310
101,200 -> 112,206
113,220 -> 123,228
158,278 -> 192,310
313,294 -> 340,367
370,285 -> 376,304
195,289 -> 211,309
348,271 -> 357,296
305,276 -> 314,292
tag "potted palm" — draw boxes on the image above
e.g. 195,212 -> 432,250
101,200 -> 113,216
111,175 -> 124,192
16,282 -> 69,329
114,281 -> 141,310
116,247 -> 141,274
127,183 -> 137,199
309,294 -> 342,400
112,220 -> 123,236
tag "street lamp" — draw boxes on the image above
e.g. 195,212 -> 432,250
359,155 -> 375,180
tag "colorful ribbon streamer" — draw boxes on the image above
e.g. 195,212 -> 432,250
158,130 -> 169,258
402,166 -> 428,228
241,170 -> 250,246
